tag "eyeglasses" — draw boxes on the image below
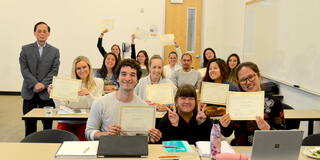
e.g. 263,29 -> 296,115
239,74 -> 256,84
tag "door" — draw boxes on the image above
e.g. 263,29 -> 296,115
164,0 -> 202,69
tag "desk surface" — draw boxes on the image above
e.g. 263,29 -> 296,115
201,146 -> 316,160
284,109 -> 320,120
22,108 -> 166,120
2,143 -> 200,160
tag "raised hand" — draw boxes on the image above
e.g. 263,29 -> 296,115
148,128 -> 162,143
166,105 -> 179,127
196,103 -> 207,125
101,28 -> 109,34
219,113 -> 231,128
131,34 -> 136,44
256,116 -> 270,130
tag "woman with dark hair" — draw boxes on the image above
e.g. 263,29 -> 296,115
157,84 -> 212,144
201,58 -> 239,116
202,58 -> 237,88
97,29 -> 121,60
219,62 -> 286,146
227,53 -> 241,84
202,48 -> 216,68
131,34 -> 149,77
95,52 -> 119,92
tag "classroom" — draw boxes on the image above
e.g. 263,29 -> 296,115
0,0 -> 319,159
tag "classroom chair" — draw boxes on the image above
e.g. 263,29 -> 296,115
20,129 -> 79,143
302,133 -> 320,146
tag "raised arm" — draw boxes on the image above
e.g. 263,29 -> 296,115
97,29 -> 109,57
131,34 -> 136,59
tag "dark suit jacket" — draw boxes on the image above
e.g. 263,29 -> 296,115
19,42 -> 60,100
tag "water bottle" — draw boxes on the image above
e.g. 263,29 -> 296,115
210,123 -> 221,159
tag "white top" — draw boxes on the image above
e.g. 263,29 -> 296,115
54,78 -> 104,124
163,64 -> 182,79
85,92 -> 147,141
134,75 -> 175,101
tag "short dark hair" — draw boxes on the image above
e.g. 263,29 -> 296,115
115,59 -> 142,81
34,22 -> 50,32
174,84 -> 198,113
235,62 -> 261,91
181,53 -> 192,61
203,58 -> 229,82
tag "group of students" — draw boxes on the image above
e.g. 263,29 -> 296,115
20,22 -> 286,146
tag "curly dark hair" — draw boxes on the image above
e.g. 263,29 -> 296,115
115,59 -> 142,81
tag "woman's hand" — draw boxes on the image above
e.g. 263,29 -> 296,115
78,88 -> 89,96
146,100 -> 167,112
47,84 -> 53,94
196,103 -> 207,125
256,116 -> 270,130
131,34 -> 136,44
148,128 -> 162,143
166,105 -> 179,127
219,113 -> 231,128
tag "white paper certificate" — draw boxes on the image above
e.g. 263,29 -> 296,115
135,27 -> 149,40
160,34 -> 175,46
200,82 -> 229,105
226,91 -> 265,120
120,106 -> 155,133
50,77 -> 81,102
99,19 -> 114,32
198,68 -> 207,78
146,83 -> 174,104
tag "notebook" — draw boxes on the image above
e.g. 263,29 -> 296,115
97,135 -> 148,157
162,140 -> 193,153
251,130 -> 303,160
55,141 -> 98,158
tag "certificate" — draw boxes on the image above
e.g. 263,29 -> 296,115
198,68 -> 207,78
200,82 -> 229,105
99,19 -> 114,32
226,91 -> 265,120
160,34 -> 175,46
50,77 -> 81,102
146,83 -> 174,104
120,106 -> 155,134
135,27 -> 149,40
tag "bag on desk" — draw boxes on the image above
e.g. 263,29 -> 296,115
205,106 -> 226,117
216,153 -> 248,160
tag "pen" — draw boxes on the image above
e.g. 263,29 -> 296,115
83,147 -> 90,153
158,155 -> 180,160
163,146 -> 182,149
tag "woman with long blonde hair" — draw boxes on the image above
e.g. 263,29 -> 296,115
50,56 -> 104,140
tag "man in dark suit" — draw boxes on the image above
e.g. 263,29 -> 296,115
19,22 -> 60,136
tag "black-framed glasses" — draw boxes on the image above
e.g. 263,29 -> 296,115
239,74 -> 256,84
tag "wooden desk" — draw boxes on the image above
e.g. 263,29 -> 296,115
22,108 -> 166,121
1,143 -> 200,160
284,109 -> 320,135
201,146 -> 316,160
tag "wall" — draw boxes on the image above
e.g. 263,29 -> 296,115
0,0 -> 165,91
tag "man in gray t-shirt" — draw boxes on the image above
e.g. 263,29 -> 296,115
170,53 -> 201,89
85,59 -> 162,142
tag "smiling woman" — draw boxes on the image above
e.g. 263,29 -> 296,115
157,84 -> 212,144
134,55 -> 175,102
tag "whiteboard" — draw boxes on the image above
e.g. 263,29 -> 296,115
0,0 -> 165,91
243,0 -> 320,95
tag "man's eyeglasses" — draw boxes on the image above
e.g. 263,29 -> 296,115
239,74 -> 256,84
